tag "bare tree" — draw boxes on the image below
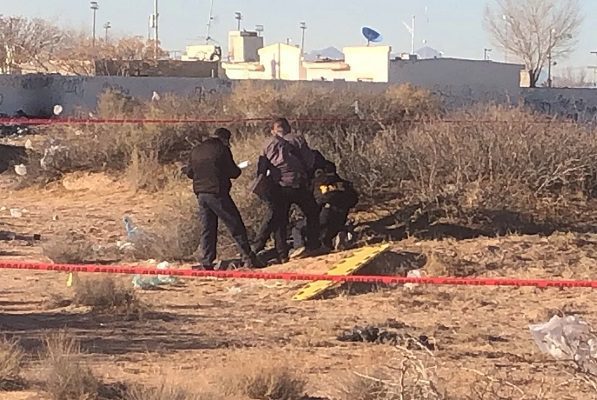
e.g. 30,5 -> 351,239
0,16 -> 63,73
484,0 -> 583,87
554,67 -> 590,88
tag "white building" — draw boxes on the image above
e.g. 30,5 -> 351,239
221,29 -> 525,90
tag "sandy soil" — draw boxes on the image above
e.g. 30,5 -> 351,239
1,173 -> 597,399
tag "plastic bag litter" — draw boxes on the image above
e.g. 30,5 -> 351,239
404,269 -> 424,291
132,261 -> 179,289
529,315 -> 597,375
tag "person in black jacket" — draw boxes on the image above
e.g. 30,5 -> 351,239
184,128 -> 261,270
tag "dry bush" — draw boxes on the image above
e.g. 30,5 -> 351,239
73,277 -> 145,318
131,191 -> 201,261
125,383 -> 218,400
43,232 -> 96,264
0,338 -> 24,391
217,359 -> 306,400
125,148 -> 180,192
41,331 -> 100,400
339,347 -> 445,400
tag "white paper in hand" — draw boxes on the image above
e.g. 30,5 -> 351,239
237,161 -> 250,169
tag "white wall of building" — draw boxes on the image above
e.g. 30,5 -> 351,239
228,31 -> 264,62
258,44 -> 302,80
344,46 -> 391,82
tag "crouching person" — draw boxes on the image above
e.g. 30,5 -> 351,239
184,128 -> 262,270
292,158 -> 359,252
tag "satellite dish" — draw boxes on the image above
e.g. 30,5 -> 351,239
362,27 -> 383,46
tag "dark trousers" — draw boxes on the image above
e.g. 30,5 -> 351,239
292,205 -> 349,249
255,186 -> 321,258
197,193 -> 253,266
320,206 -> 349,248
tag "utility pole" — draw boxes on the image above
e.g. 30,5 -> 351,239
234,12 -> 242,31
484,48 -> 492,61
547,28 -> 555,88
104,22 -> 111,42
90,1 -> 99,47
300,22 -> 307,56
591,51 -> 597,87
153,0 -> 159,60
206,0 -> 215,43
411,16 -> 415,55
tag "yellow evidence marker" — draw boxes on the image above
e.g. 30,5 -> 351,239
293,243 -> 391,301
66,272 -> 79,288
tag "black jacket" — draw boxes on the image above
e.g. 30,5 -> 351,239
312,169 -> 359,211
185,137 -> 241,195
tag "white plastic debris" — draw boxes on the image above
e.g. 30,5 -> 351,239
530,315 -> 597,374
132,261 -> 179,289
40,144 -> 69,171
53,104 -> 64,116
152,91 -> 161,102
24,139 -> 33,150
237,160 -> 250,169
14,164 -> 27,176
404,269 -> 424,291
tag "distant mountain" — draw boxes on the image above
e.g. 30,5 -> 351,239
305,47 -> 344,61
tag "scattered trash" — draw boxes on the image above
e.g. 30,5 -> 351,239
132,261 -> 179,290
24,139 -> 33,150
40,143 -> 69,171
117,241 -> 135,251
123,215 -> 144,242
53,104 -> 64,116
237,160 -> 250,169
151,91 -> 161,102
14,164 -> 27,176
0,231 -> 41,242
404,269 -> 424,291
337,321 -> 435,350
9,208 -> 23,218
530,315 -> 597,374
227,286 -> 243,295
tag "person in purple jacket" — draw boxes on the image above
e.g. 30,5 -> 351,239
252,118 -> 321,263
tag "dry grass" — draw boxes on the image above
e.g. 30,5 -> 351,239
339,347 -> 445,400
217,358 -> 306,400
43,231 -> 96,264
0,338 -> 25,391
41,331 -> 101,400
73,277 -> 146,318
125,383 -> 218,400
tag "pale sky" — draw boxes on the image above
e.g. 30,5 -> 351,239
1,0 -> 596,69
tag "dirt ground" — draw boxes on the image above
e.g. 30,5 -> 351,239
1,173 -> 597,399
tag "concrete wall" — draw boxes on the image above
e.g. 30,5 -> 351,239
523,88 -> 597,121
0,75 -> 232,117
389,58 -> 523,106
3,74 -> 597,121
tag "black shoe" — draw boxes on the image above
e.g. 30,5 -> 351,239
243,254 -> 266,269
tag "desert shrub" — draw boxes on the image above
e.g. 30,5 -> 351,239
338,348 -> 445,400
217,359 -> 306,400
73,277 -> 145,318
43,232 -> 96,264
41,331 -> 100,400
125,383 -> 218,400
0,338 -> 24,391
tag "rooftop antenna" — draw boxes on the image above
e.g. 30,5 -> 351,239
361,26 -> 383,46
403,16 -> 415,54
206,0 -> 215,43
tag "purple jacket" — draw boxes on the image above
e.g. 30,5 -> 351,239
261,133 -> 315,188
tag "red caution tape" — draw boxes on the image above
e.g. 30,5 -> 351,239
0,117 -> 577,126
0,260 -> 596,289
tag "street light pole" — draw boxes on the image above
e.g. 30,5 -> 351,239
300,22 -> 307,56
90,1 -> 99,47
484,48 -> 492,61
234,12 -> 242,31
153,0 -> 159,60
104,22 -> 111,42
